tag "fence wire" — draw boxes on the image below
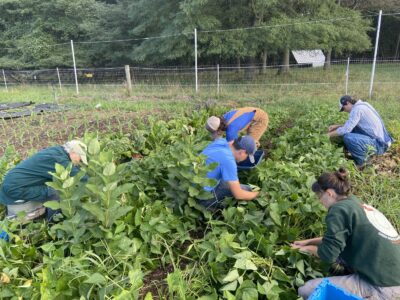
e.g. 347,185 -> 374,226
1,59 -> 399,94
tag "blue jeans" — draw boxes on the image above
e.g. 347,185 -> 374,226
198,181 -> 251,210
343,128 -> 387,166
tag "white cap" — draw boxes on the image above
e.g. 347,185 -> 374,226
64,140 -> 88,165
205,116 -> 220,132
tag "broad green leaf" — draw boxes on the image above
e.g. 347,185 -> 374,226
84,273 -> 106,285
144,293 -> 153,300
234,259 -> 257,271
103,162 -> 116,176
132,238 -> 143,253
223,291 -> 235,300
296,259 -> 305,275
55,163 -> 65,175
41,243 -> 56,252
220,280 -> 237,291
129,269 -> 143,290
82,203 -> 105,223
233,251 -> 252,259
241,287 -> 258,300
270,210 -> 281,226
103,181 -> 118,192
272,268 -> 291,283
222,269 -> 239,283
62,177 -> 75,189
60,170 -> 69,180
43,201 -> 60,210
88,139 -> 100,155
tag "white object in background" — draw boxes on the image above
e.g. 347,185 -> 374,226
369,10 -> 383,99
194,28 -> 198,93
56,67 -> 62,92
292,50 -> 326,67
2,69 -> 8,92
70,40 -> 79,95
95,103 -> 102,109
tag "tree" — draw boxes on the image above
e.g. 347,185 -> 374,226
0,0 -> 103,68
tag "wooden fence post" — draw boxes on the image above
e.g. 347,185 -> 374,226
125,65 -> 132,96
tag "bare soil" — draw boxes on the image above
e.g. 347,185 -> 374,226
370,147 -> 400,175
0,109 -> 141,157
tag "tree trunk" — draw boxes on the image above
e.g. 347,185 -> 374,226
324,49 -> 332,70
279,48 -> 290,74
236,56 -> 241,73
245,56 -> 256,80
262,49 -> 267,74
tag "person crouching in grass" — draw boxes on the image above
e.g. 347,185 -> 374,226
291,167 -> 400,299
328,95 -> 393,169
0,140 -> 87,222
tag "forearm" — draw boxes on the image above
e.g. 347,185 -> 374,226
305,237 -> 323,245
234,189 -> 258,201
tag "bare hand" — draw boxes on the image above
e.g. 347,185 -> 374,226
291,240 -> 310,247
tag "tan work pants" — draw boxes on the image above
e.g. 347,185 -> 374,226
227,107 -> 269,146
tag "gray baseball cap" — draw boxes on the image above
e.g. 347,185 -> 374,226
339,95 -> 352,112
235,135 -> 256,163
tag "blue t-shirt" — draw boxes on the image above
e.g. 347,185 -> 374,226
224,110 -> 256,141
201,139 -> 238,191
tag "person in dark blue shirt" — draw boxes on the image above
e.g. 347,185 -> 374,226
205,107 -> 268,147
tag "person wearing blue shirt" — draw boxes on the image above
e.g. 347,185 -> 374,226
199,135 -> 259,209
205,107 -> 268,147
328,95 -> 393,168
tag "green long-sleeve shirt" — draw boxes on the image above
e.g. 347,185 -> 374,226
0,146 -> 80,205
318,195 -> 400,287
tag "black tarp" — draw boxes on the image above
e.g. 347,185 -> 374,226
0,101 -> 34,111
0,103 -> 70,120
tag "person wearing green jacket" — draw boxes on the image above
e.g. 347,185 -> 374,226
292,167 -> 400,299
0,140 -> 87,221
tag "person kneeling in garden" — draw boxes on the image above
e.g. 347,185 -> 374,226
328,95 -> 393,169
205,107 -> 268,148
291,168 -> 400,299
0,140 -> 87,222
198,135 -> 259,209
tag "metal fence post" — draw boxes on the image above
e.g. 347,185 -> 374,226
217,64 -> 220,95
345,57 -> 350,94
70,40 -> 79,95
56,67 -> 62,92
369,10 -> 382,99
194,28 -> 198,93
2,69 -> 8,92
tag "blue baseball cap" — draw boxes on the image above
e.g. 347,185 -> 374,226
339,95 -> 352,112
235,135 -> 256,163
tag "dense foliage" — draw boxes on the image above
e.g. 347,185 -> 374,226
1,0 -> 391,69
0,104 -> 359,299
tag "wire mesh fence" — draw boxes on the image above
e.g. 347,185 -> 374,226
0,12 -> 399,98
1,59 -> 399,97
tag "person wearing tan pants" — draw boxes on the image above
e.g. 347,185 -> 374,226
205,107 -> 269,147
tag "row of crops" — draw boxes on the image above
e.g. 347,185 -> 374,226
0,104 -> 353,299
